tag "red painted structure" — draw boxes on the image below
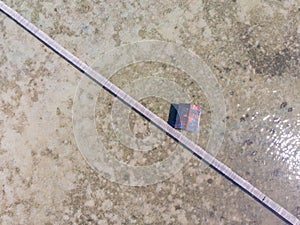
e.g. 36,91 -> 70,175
168,103 -> 202,132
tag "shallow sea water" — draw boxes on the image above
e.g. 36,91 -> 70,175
0,0 -> 299,224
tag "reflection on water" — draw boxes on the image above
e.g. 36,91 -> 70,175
265,113 -> 300,180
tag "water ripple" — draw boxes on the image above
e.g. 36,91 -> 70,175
266,113 -> 300,180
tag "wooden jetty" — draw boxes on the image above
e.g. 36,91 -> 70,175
0,2 -> 298,224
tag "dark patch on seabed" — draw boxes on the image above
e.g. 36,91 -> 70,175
248,41 -> 299,77
236,22 -> 299,77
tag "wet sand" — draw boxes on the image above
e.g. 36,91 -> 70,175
0,0 -> 299,224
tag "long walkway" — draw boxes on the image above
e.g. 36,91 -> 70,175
0,2 -> 299,224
